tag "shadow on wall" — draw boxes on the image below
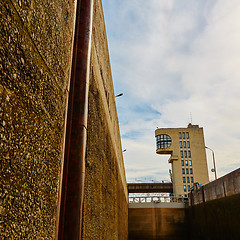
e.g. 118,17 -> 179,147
189,193 -> 240,240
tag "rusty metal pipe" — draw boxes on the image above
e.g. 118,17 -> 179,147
56,0 -> 93,239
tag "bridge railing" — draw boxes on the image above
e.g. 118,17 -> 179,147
129,195 -> 188,204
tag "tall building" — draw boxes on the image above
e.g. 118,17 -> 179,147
155,124 -> 209,196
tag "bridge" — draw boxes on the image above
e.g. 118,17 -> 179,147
127,182 -> 173,193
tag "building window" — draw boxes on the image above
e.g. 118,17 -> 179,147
179,132 -> 182,139
156,134 -> 172,149
186,132 -> 189,139
186,168 -> 189,174
189,160 -> 192,166
180,141 -> 182,148
182,168 -> 185,174
190,168 -> 193,174
188,150 -> 191,158
184,151 -> 187,158
185,160 -> 188,166
181,160 -> 184,166
183,141 -> 186,148
180,151 -> 183,158
183,132 -> 185,139
184,185 -> 186,192
183,177 -> 186,183
187,177 -> 190,183
187,141 -> 190,148
188,185 -> 190,191
191,177 -> 194,183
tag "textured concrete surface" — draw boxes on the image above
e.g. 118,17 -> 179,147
0,0 -> 76,238
1,0 -> 128,238
82,0 -> 128,239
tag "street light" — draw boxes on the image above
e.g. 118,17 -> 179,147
205,146 -> 217,180
115,93 -> 123,98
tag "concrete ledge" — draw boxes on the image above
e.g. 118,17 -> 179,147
190,168 -> 240,205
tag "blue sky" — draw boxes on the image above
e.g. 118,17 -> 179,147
102,0 -> 240,182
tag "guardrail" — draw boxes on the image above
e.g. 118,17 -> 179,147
129,195 -> 188,203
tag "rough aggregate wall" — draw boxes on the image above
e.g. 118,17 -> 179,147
0,0 -> 76,238
82,0 -> 128,239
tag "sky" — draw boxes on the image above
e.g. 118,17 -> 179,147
102,0 -> 240,183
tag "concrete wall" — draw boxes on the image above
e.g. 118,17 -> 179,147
189,168 -> 240,240
190,168 -> 240,205
82,1 -> 128,239
0,0 -> 76,238
189,193 -> 240,240
128,203 -> 189,240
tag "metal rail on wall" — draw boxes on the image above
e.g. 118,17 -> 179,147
55,0 -> 94,239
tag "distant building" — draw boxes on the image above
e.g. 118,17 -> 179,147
155,124 -> 209,196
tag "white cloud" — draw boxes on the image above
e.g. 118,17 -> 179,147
102,0 -> 240,182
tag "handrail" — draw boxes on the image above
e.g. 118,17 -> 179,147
129,195 -> 188,204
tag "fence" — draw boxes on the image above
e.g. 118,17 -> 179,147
129,195 -> 188,204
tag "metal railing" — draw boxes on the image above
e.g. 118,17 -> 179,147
129,195 -> 188,204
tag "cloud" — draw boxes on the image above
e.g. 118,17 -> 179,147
102,0 -> 240,182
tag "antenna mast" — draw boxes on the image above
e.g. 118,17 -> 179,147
190,112 -> 193,124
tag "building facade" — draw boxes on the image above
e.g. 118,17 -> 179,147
155,124 -> 209,196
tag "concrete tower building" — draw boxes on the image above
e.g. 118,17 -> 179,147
155,124 -> 209,196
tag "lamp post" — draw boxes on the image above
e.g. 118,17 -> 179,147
205,146 -> 217,180
115,93 -> 123,98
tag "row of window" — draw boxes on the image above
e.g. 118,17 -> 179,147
181,160 -> 192,166
182,168 -> 193,175
180,141 -> 190,148
179,132 -> 189,139
156,142 -> 170,149
184,185 -> 191,192
180,150 -> 191,158
156,134 -> 170,141
183,176 -> 193,183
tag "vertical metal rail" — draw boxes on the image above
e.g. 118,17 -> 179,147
56,0 -> 93,239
